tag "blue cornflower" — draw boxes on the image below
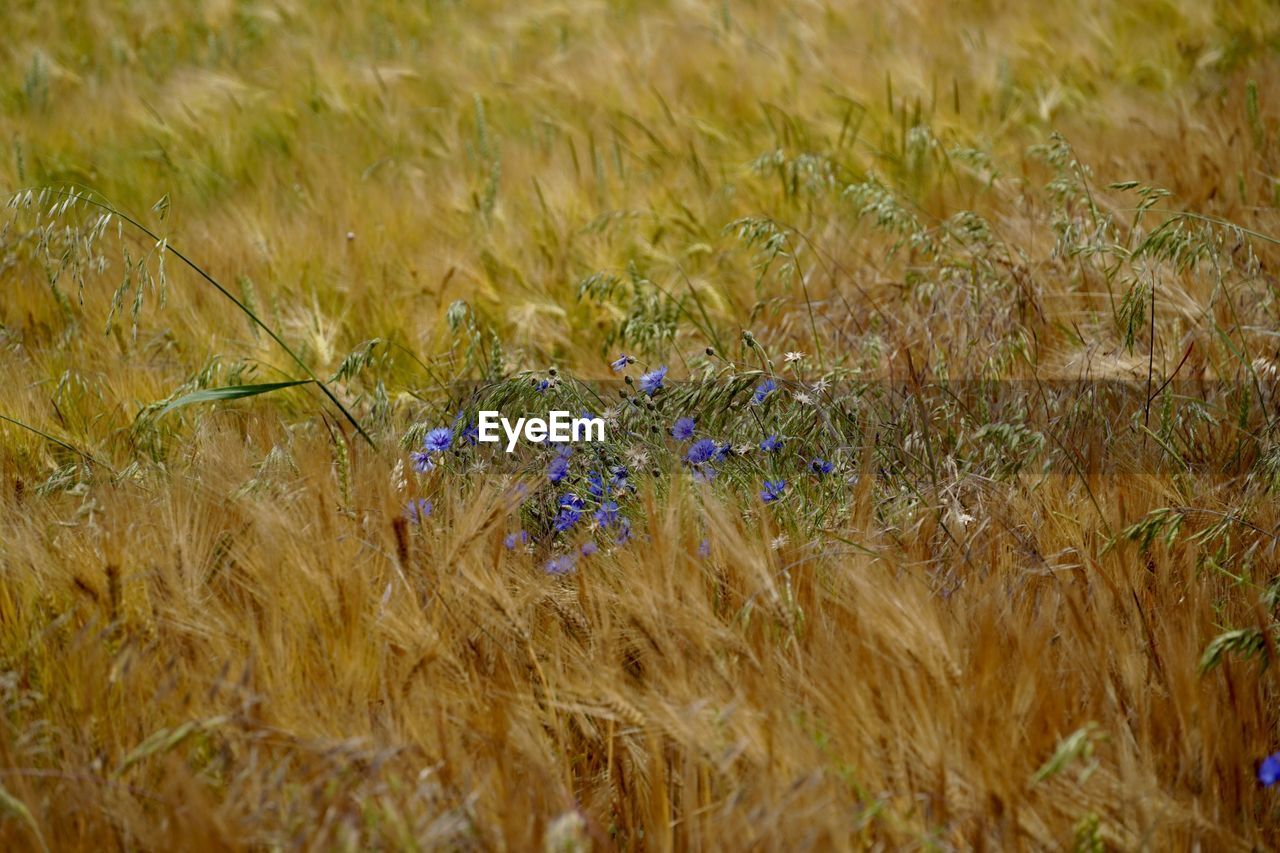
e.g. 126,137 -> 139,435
671,417 -> 696,441
536,378 -> 551,393
504,530 -> 529,550
559,493 -> 585,511
686,438 -> 718,465
615,518 -> 632,545
760,434 -> 783,453
692,466 -> 718,483
587,471 -> 606,498
423,427 -> 453,453
403,498 -> 433,522
1261,753 -> 1280,786
761,480 -> 786,503
553,442 -> 574,458
611,354 -> 633,372
638,365 -> 667,396
751,378 -> 777,405
610,466 -> 630,489
581,541 -> 598,557
410,450 -> 435,473
713,442 -> 734,462
461,422 -> 479,445
544,554 -> 577,575
548,456 -> 569,483
810,458 -> 834,476
553,508 -> 582,532
595,500 -> 619,526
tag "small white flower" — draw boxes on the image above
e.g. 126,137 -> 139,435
734,444 -> 753,456
811,377 -> 829,394
793,391 -> 813,405
784,351 -> 806,363
770,533 -> 789,551
945,502 -> 975,532
626,446 -> 650,468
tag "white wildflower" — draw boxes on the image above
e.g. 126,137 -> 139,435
944,501 -> 975,532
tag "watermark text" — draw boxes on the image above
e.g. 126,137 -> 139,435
477,410 -> 605,452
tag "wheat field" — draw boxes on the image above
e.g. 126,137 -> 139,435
3,0 -> 1280,849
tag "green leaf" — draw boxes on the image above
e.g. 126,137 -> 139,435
158,381 -> 313,417
0,411 -> 108,469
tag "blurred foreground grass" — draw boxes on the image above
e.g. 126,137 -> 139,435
3,0 -> 1280,848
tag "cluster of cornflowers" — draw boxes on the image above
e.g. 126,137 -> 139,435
502,455 -> 636,574
612,354 -> 835,504
401,405 -> 637,573
405,349 -> 840,575
401,426 -> 456,522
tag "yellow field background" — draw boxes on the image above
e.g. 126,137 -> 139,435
3,0 -> 1280,848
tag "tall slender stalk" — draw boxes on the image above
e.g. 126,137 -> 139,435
15,187 -> 376,447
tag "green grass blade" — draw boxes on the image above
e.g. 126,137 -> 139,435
158,380 -> 314,417
18,187 -> 377,447
0,411 -> 111,471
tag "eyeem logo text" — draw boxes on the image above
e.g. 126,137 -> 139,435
477,410 -> 605,452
